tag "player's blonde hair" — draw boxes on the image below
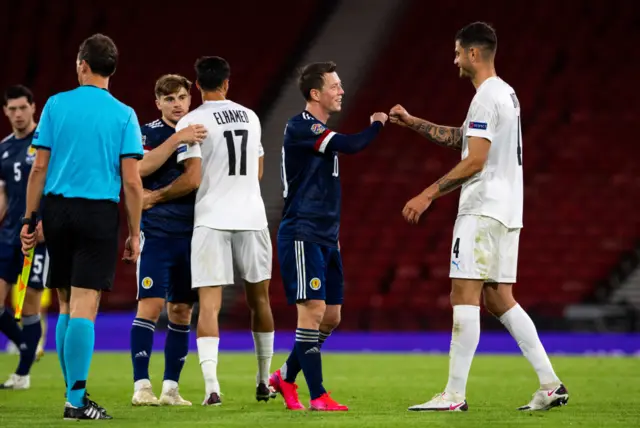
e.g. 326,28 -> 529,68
154,74 -> 192,98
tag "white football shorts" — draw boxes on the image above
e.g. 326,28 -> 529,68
449,215 -> 520,283
191,226 -> 272,288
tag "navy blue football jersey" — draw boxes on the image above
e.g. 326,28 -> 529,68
141,119 -> 195,238
0,130 -> 37,245
278,111 -> 383,247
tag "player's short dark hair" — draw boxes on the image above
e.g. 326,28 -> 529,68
154,74 -> 192,98
298,61 -> 337,101
194,56 -> 230,92
3,85 -> 34,106
77,33 -> 119,77
455,22 -> 497,57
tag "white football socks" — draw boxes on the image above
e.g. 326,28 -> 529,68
444,305 -> 480,399
500,304 -> 560,389
252,331 -> 274,385
197,337 -> 220,395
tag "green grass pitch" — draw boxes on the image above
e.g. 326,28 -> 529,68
1,352 -> 639,427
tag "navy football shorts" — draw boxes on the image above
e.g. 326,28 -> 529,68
277,238 -> 344,305
136,232 -> 196,304
0,242 -> 48,290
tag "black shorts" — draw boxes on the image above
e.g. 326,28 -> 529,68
42,195 -> 119,291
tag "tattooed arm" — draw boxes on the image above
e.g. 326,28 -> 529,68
389,104 -> 463,150
402,137 -> 490,224
408,118 -> 463,150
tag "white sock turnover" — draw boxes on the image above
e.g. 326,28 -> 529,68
134,379 -> 151,392
252,331 -> 274,385
500,304 -> 560,389
444,305 -> 480,399
197,337 -> 220,395
162,379 -> 178,395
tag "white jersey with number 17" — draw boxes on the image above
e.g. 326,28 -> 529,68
458,76 -> 524,229
176,99 -> 267,231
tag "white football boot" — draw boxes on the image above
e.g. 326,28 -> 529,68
131,380 -> 160,406
159,382 -> 192,406
518,384 -> 569,411
0,373 -> 30,390
408,392 -> 468,412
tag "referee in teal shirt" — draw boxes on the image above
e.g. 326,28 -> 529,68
20,34 -> 144,421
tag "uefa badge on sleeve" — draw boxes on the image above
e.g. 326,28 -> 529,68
469,121 -> 487,130
310,278 -> 322,290
311,123 -> 326,135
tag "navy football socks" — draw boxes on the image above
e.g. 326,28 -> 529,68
164,322 -> 190,383
16,314 -> 42,376
130,318 -> 155,382
294,328 -> 326,400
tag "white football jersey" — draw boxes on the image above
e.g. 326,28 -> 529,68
176,100 -> 267,230
458,76 -> 524,229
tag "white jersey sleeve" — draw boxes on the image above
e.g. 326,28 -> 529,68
465,96 -> 498,142
176,144 -> 202,163
175,117 -> 202,163
251,111 -> 264,157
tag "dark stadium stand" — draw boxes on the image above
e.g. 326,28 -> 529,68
0,0 -> 323,117
0,0 -> 327,310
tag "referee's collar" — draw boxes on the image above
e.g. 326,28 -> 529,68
81,84 -> 109,92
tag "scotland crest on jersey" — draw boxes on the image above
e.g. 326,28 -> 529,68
25,145 -> 36,165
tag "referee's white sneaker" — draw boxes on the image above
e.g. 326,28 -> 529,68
408,392 -> 468,412
518,384 -> 569,411
0,373 -> 30,390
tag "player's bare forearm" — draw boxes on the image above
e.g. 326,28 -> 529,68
408,117 -> 463,150
152,158 -> 201,204
25,151 -> 49,217
138,134 -> 182,177
422,158 -> 482,200
0,187 -> 7,223
123,182 -> 143,236
153,175 -> 197,203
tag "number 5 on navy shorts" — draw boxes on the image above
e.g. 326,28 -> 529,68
277,239 -> 344,305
